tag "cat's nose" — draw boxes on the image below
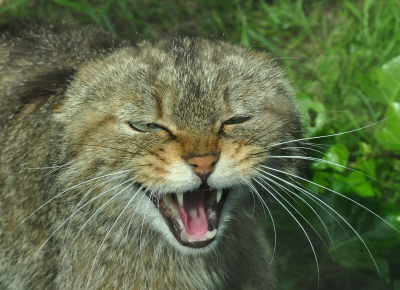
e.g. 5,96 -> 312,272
187,155 -> 219,180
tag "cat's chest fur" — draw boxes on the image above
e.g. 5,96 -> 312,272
0,23 -> 303,290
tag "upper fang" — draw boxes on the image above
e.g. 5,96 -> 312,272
217,189 -> 222,203
177,192 -> 184,207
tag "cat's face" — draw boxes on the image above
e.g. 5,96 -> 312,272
57,37 -> 303,249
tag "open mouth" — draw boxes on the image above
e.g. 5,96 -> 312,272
147,188 -> 229,248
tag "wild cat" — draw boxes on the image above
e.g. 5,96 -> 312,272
0,22 -> 395,290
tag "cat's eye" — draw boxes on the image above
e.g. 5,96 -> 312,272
222,116 -> 252,126
127,122 -> 164,132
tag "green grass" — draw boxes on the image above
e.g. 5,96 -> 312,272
1,0 -> 400,289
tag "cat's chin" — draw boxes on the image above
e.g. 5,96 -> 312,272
147,188 -> 229,248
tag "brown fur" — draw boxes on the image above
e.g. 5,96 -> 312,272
0,23 -> 304,289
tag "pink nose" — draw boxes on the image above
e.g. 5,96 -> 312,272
187,155 -> 219,177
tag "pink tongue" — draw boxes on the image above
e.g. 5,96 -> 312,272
178,191 -> 208,236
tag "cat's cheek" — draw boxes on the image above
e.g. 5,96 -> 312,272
166,162 -> 202,192
207,156 -> 241,188
133,142 -> 202,194
208,142 -> 264,188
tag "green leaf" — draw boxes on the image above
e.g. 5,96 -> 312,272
339,172 -> 375,197
360,55 -> 400,104
311,145 -> 350,173
311,171 -> 332,194
356,157 -> 376,179
332,249 -> 388,275
358,141 -> 372,155
374,102 -> 400,151
295,94 -> 327,136
332,214 -> 400,273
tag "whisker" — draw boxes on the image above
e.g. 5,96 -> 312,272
218,233 -> 236,241
244,180 -> 257,218
253,177 -> 320,286
299,142 -> 330,149
68,143 -> 144,157
61,178 -> 138,264
287,176 -> 352,241
20,178 -> 136,278
263,162 -> 399,229
19,161 -> 74,181
139,188 -> 154,253
86,182 -> 141,289
211,247 -> 219,265
243,180 -> 277,271
268,56 -> 302,62
124,191 -> 147,247
260,165 -> 392,276
266,114 -> 399,149
255,169 -> 336,250
283,146 -> 326,155
0,169 -> 133,243
19,160 -> 74,170
62,174 -> 130,248
265,155 -> 390,190
254,170 -> 334,257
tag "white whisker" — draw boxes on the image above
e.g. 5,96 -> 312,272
62,174 -> 125,247
283,146 -> 326,155
86,182 -> 141,289
260,165 -> 399,234
18,160 -> 73,170
244,180 -> 277,271
124,189 -> 147,247
259,165 -> 391,276
287,176 -> 352,241
61,178 -> 137,264
254,170 -> 334,257
253,177 -> 320,286
267,114 -> 399,148
139,188 -> 154,253
266,155 -> 389,189
255,169 -> 338,251
0,169 -> 133,243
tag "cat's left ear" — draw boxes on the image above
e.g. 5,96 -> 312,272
6,66 -> 77,120
18,68 -> 77,108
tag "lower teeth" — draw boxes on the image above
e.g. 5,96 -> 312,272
180,229 -> 218,243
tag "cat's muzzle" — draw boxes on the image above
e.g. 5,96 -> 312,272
148,188 -> 229,248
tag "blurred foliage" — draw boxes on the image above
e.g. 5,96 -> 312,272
1,0 -> 400,289
281,56 -> 400,289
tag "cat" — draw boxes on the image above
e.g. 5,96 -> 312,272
0,22 -> 361,290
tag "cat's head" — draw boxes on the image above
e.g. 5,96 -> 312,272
56,37 -> 304,250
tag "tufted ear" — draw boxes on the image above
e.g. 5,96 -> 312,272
1,66 -> 78,117
0,21 -> 121,115
17,68 -> 77,106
